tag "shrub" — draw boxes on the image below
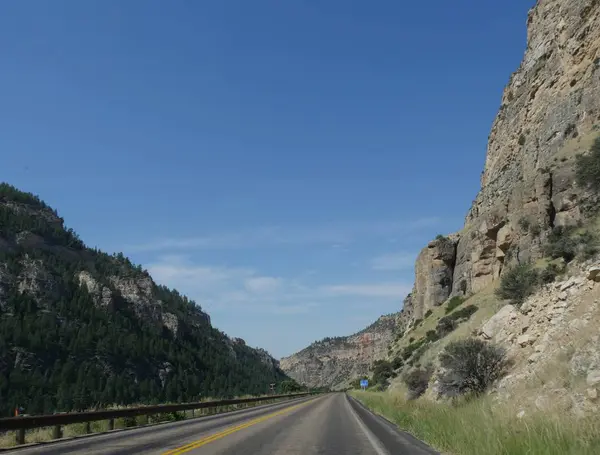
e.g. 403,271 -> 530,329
424,309 -> 433,319
436,234 -> 447,241
495,263 -> 539,307
409,337 -> 415,343
445,296 -> 465,314
578,230 -> 599,259
518,217 -> 530,231
413,318 -> 423,328
544,226 -> 598,262
540,262 -> 561,283
436,317 -> 458,338
544,226 -> 578,262
409,344 -> 431,366
437,339 -> 507,397
392,357 -> 404,370
425,330 -> 440,342
402,338 -> 427,360
575,136 -> 600,191
449,305 -> 478,321
371,360 -> 394,386
404,367 -> 433,400
518,134 -> 526,146
529,222 -> 541,237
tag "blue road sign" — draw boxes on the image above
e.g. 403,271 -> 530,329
360,379 -> 369,388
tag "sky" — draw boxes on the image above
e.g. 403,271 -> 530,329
0,0 -> 533,358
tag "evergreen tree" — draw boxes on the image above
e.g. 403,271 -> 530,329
0,183 -> 290,416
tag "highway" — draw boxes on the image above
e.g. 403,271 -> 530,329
4,394 -> 438,454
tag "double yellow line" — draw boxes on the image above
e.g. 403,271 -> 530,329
162,399 -> 314,455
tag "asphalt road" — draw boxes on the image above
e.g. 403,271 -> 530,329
4,394 -> 438,454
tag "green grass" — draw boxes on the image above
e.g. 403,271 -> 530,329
350,391 -> 600,455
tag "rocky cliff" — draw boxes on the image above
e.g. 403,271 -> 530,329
401,235 -> 459,324
399,0 -> 600,326
279,314 -> 398,389
0,183 -> 288,416
281,0 -> 600,389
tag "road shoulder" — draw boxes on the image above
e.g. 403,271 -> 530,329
345,394 -> 439,455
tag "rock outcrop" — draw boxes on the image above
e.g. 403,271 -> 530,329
402,236 -> 458,323
280,314 -> 398,389
454,0 -> 600,296
398,0 -> 600,327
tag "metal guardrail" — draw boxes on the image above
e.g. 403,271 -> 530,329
0,392 -> 316,446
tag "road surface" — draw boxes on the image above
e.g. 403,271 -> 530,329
4,393 -> 438,454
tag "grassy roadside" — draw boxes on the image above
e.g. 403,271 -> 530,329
350,390 -> 600,455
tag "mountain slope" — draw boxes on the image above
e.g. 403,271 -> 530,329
0,183 -> 288,416
280,314 -> 398,390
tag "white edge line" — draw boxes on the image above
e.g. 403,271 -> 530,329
344,395 -> 390,455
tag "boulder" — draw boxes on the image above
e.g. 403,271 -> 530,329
517,334 -> 533,347
528,353 -> 542,363
587,266 -> 600,282
587,370 -> 600,387
480,305 -> 517,340
560,279 -> 575,291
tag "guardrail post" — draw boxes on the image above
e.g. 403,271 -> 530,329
191,408 -> 195,418
85,421 -> 92,434
52,424 -> 62,440
108,418 -> 115,431
16,428 -> 25,445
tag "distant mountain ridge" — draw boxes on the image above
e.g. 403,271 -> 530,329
279,314 -> 398,390
0,183 -> 288,416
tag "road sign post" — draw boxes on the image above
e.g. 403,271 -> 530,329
360,379 -> 369,390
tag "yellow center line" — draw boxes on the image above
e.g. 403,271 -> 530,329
161,398 -> 317,455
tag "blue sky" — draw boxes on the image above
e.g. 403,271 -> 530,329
0,0 -> 533,358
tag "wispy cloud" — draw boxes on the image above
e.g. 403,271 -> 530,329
244,276 -> 282,294
370,252 -> 417,271
146,255 -> 410,316
322,283 -> 412,299
128,217 -> 440,252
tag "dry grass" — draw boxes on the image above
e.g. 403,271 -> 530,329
350,390 -> 600,455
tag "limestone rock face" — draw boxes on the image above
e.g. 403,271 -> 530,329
400,237 -> 458,324
413,237 -> 458,316
453,0 -> 600,297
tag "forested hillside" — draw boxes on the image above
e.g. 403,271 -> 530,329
0,183 -> 290,416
